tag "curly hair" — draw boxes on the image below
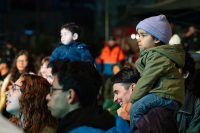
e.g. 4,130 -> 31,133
9,74 -> 58,133
10,50 -> 35,83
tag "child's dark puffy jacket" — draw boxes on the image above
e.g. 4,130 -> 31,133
49,42 -> 94,64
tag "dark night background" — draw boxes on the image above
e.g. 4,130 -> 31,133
0,0 -> 200,59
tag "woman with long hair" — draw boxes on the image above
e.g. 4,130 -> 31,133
38,56 -> 49,79
0,50 -> 35,117
6,74 -> 58,133
10,50 -> 35,82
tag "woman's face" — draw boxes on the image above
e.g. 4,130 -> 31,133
6,77 -> 22,117
40,62 -> 48,79
16,55 -> 28,72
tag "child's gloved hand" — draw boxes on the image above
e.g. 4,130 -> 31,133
117,102 -> 132,120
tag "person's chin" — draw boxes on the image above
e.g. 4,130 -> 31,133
139,45 -> 143,48
62,42 -> 70,45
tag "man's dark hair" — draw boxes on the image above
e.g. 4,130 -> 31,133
111,67 -> 140,90
180,52 -> 195,87
61,22 -> 81,37
51,59 -> 102,107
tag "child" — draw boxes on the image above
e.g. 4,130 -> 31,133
49,22 -> 94,64
126,15 -> 185,129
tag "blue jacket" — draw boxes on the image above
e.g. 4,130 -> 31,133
69,116 -> 131,133
49,42 -> 94,64
56,105 -> 131,133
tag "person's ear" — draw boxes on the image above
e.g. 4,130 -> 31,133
154,38 -> 160,44
73,33 -> 78,41
67,89 -> 78,104
129,83 -> 136,92
183,72 -> 189,79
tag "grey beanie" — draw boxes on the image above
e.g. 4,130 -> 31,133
136,15 -> 172,44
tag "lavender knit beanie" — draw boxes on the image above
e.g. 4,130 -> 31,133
136,15 -> 172,44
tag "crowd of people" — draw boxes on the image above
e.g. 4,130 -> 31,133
0,15 -> 200,133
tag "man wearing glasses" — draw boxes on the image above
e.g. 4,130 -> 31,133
46,59 -> 130,133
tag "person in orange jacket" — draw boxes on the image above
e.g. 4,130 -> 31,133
100,37 -> 125,77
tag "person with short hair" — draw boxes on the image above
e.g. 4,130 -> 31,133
49,22 -> 94,64
176,53 -> 200,133
99,37 -> 125,76
111,67 -> 179,133
47,60 -> 130,133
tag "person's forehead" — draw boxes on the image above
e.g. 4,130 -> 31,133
46,68 -> 52,74
61,28 -> 71,33
18,54 -> 27,59
137,29 -> 147,34
15,77 -> 23,86
113,83 -> 126,91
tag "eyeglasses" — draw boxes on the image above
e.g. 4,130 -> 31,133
50,87 -> 67,96
17,59 -> 27,62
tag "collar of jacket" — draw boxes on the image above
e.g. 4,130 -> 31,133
62,42 -> 81,47
138,44 -> 185,67
56,105 -> 115,133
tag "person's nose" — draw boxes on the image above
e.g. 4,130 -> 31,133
113,95 -> 118,102
46,93 -> 51,102
137,36 -> 141,42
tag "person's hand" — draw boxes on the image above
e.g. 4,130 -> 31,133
117,103 -> 132,120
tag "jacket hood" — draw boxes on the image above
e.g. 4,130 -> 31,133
57,105 -> 116,133
139,44 -> 185,67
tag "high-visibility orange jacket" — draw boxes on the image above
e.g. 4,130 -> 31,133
100,45 -> 124,75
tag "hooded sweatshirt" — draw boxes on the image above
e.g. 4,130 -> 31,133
129,44 -> 185,105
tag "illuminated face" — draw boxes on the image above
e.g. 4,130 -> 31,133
16,55 -> 28,72
47,75 -> 70,118
40,62 -> 48,79
60,28 -> 74,45
6,77 -> 22,117
137,29 -> 156,49
107,40 -> 115,47
113,83 -> 133,108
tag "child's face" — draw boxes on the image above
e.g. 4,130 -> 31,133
137,29 -> 156,49
60,28 -> 74,45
